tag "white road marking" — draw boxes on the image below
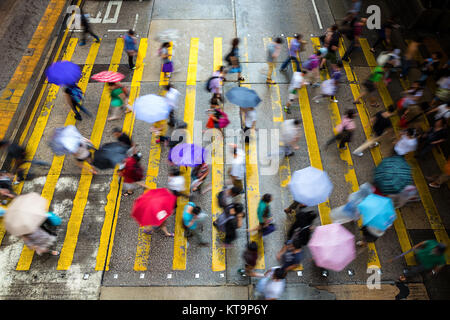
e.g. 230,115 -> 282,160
311,0 -> 323,29
133,14 -> 139,31
195,273 -> 199,278
297,271 -> 303,276
102,0 -> 122,24
107,29 -> 129,32
90,11 -> 103,24
140,273 -> 145,279
167,274 -> 172,279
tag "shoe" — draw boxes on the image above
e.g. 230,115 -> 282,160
314,100 -> 320,103
373,142 -> 380,147
238,77 -> 245,81
79,41 -> 86,46
283,106 -> 291,114
353,151 -> 364,157
428,182 -> 440,189
285,152 -> 295,157
74,113 -> 82,121
332,99 -> 339,103
312,83 -> 321,88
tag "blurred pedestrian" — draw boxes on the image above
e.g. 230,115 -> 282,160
183,202 -> 208,245
221,203 -> 245,248
280,34 -> 305,72
123,30 -> 138,70
113,127 -> 136,156
397,81 -> 424,118
78,8 -> 100,46
320,24 -> 340,71
325,109 -> 357,150
238,242 -> 264,277
303,51 -> 321,88
205,97 -> 229,133
393,128 -> 418,156
72,138 -> 97,175
248,194 -> 273,235
228,144 -> 245,192
107,82 -> 131,121
284,71 -> 308,114
207,66 -> 227,101
280,119 -> 302,157
353,105 -> 396,157
400,38 -> 420,78
118,153 -> 148,196
428,157 -> 450,188
356,226 -> 385,248
370,17 -> 397,53
353,65 -> 384,108
225,38 -> 244,82
312,77 -> 339,103
416,118 -> 448,159
276,237 -> 304,273
151,119 -> 169,145
191,161 -> 209,193
399,240 -> 447,281
0,171 -> 16,202
159,42 -> 173,78
254,267 -> 286,300
418,52 -> 442,85
217,185 -> 241,211
266,37 -> 283,84
382,49 -> 402,86
168,167 -> 189,199
242,107 -> 257,143
0,140 -> 27,182
426,103 -> 450,124
341,18 -> 366,62
21,226 -> 59,256
64,83 -> 92,121
286,209 -> 317,244
430,73 -> 450,108
165,84 -> 181,127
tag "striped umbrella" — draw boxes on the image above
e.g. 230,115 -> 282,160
91,71 -> 125,83
374,156 -> 413,194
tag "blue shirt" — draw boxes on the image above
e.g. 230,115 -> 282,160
124,35 -> 137,51
182,202 -> 197,230
289,39 -> 301,57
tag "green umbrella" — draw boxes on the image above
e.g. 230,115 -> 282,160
374,156 -> 413,194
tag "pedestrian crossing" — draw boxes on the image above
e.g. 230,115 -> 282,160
1,34 -> 448,277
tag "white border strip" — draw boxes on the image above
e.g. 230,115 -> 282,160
311,0 -> 323,29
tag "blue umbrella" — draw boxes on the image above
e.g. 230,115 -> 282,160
46,61 -> 81,86
225,87 -> 262,108
168,143 -> 208,167
357,194 -> 396,232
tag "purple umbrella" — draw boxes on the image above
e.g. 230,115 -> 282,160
46,61 -> 81,86
168,143 -> 208,167
308,223 -> 356,272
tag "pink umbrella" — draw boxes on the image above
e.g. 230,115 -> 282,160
91,71 -> 125,83
307,223 -> 355,272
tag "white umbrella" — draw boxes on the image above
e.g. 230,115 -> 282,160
288,166 -> 333,206
4,193 -> 49,236
132,94 -> 171,124
49,125 -> 82,155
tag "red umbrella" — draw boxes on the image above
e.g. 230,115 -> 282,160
91,71 -> 125,83
131,188 -> 177,227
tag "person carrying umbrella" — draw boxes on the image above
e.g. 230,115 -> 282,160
64,83 -> 92,121
4,193 -> 59,256
107,82 -> 131,121
399,240 -> 447,281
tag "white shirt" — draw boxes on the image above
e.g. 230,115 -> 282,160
244,109 -> 257,128
394,135 -> 418,155
230,149 -> 245,180
288,72 -> 304,92
168,175 -> 185,192
435,104 -> 450,120
263,268 -> 286,300
280,119 -> 301,145
165,88 -> 180,111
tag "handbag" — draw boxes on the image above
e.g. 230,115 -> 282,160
262,223 -> 276,236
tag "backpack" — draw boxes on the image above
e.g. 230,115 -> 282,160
217,109 -> 230,128
214,210 -> 235,232
206,76 -> 220,92
302,59 -> 312,71
67,85 -> 83,103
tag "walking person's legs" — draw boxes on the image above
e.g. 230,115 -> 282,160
267,62 -> 275,82
353,136 -> 381,156
280,56 -> 291,71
